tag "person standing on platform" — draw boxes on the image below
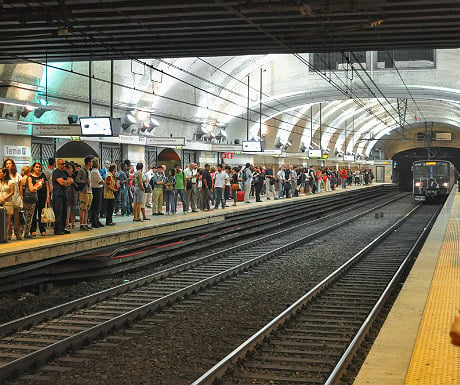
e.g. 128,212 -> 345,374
200,164 -> 212,211
340,167 -> 348,188
132,162 -> 145,222
117,163 -> 130,216
90,159 -> 105,228
277,164 -> 286,199
144,165 -> 154,209
164,168 -> 175,215
99,160 -> 110,218
20,166 -> 43,239
264,165 -> 277,200
242,163 -> 253,203
213,164 -> 229,209
3,158 -> 23,240
103,163 -> 118,226
150,166 -> 165,215
30,162 -> 48,237
43,157 -> 55,200
184,163 -> 198,212
0,167 -> 14,238
173,164 -> 188,214
65,162 -> 78,230
52,159 -> 73,235
75,155 -> 93,231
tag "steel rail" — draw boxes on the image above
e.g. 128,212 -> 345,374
324,202 -> 442,384
0,193 -> 404,382
190,203 -> 424,385
0,185 -> 394,290
0,190 -> 403,337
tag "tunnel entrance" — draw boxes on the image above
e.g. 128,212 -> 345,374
392,147 -> 460,191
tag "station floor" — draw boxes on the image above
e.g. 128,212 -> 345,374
353,187 -> 460,385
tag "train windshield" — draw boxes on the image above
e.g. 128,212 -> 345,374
413,162 -> 449,178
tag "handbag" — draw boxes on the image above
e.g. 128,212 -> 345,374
19,210 -> 26,226
231,183 -> 239,191
23,179 -> 38,204
41,203 -> 55,224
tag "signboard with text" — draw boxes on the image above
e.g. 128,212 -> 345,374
146,137 -> 185,147
221,152 -> 233,159
4,145 -> 31,158
33,124 -> 82,136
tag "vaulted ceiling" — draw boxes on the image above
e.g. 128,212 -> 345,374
0,0 -> 459,63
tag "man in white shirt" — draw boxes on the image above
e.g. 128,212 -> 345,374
213,164 -> 229,209
144,165 -> 155,208
243,163 -> 253,203
184,163 -> 198,212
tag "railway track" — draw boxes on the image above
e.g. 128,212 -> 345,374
1,185 -> 396,292
191,203 -> 440,385
0,190 -> 404,382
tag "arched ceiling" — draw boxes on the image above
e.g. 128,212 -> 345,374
1,1 -> 460,162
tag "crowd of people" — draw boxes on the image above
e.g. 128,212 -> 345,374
0,156 -> 374,240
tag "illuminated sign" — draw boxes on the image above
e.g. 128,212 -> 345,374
425,161 -> 437,165
221,152 -> 234,159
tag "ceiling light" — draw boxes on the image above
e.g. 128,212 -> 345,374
20,105 -> 34,118
126,113 -> 137,124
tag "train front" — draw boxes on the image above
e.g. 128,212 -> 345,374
412,161 -> 451,201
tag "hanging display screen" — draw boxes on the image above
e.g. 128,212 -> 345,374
80,117 -> 121,137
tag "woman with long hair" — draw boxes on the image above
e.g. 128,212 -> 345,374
30,162 -> 49,237
103,163 -> 118,226
2,158 -> 22,240
0,167 -> 14,238
66,162 -> 78,230
20,166 -> 44,238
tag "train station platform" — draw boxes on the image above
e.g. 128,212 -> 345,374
0,183 -> 382,271
353,187 -> 460,385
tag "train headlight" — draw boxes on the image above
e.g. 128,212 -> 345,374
442,182 -> 449,187
415,181 -> 422,187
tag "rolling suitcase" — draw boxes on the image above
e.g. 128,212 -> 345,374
237,191 -> 245,202
0,206 -> 7,243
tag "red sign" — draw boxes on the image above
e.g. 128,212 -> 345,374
221,152 -> 233,159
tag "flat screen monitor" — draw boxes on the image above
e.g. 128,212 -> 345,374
308,149 -> 322,158
242,140 -> 263,152
344,154 -> 355,161
80,117 -> 121,137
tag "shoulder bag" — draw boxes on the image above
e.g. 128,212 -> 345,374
41,202 -> 55,224
23,178 -> 38,204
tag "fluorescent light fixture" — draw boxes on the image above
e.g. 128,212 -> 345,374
126,113 -> 137,124
0,97 -> 65,112
150,118 -> 159,127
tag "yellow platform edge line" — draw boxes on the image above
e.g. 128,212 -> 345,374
405,198 -> 460,385
353,188 -> 459,385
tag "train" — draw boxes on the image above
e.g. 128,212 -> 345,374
412,160 -> 458,202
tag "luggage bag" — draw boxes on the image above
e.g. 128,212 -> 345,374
237,191 -> 245,202
0,206 -> 7,243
